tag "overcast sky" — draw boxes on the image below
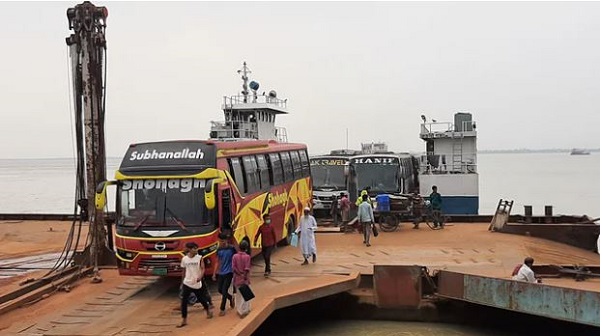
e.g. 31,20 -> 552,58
0,1 -> 599,159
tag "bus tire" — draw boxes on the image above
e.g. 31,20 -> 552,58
280,216 -> 295,246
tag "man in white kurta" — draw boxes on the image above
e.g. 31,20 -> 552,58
512,257 -> 539,283
296,207 -> 317,265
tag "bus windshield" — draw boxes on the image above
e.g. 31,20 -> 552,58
116,178 -> 213,229
311,165 -> 346,191
354,164 -> 400,194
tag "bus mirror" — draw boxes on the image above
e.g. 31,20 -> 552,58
95,180 -> 115,210
344,166 -> 349,176
205,180 -> 216,210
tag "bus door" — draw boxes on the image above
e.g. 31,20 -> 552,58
218,187 -> 233,232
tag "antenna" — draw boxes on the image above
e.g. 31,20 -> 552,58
237,61 -> 251,103
346,128 -> 349,150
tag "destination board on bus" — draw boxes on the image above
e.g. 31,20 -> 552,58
352,157 -> 400,165
310,158 -> 348,166
119,141 -> 217,173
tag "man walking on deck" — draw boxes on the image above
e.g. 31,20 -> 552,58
358,194 -> 375,247
429,185 -> 443,228
296,207 -> 318,265
177,242 -> 213,328
232,240 -> 252,317
253,214 -> 277,277
212,233 -> 236,316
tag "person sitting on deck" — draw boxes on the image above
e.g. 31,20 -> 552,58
512,257 -> 541,283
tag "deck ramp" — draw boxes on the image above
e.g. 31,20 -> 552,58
437,270 -> 600,327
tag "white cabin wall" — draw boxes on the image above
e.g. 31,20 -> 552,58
419,174 -> 478,197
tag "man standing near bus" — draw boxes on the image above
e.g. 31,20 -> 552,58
339,192 -> 351,224
253,214 -> 277,277
296,207 -> 318,265
358,194 -> 375,247
430,185 -> 443,228
411,190 -> 425,229
177,242 -> 213,328
212,233 -> 236,316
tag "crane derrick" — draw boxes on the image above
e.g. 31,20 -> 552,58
66,1 -> 111,282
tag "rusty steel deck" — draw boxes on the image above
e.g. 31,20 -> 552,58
0,222 -> 599,335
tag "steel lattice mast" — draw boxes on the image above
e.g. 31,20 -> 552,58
66,1 -> 109,282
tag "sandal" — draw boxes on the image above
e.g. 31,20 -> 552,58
176,322 -> 187,328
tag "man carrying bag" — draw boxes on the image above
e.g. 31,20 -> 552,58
358,194 -> 376,246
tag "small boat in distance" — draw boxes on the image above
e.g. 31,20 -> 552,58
570,148 -> 590,155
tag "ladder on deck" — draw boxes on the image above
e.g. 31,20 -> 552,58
489,199 -> 514,231
451,132 -> 464,172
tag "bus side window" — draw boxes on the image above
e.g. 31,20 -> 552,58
229,157 -> 245,194
280,152 -> 294,182
268,153 -> 283,185
290,151 -> 302,179
242,155 -> 259,194
298,150 -> 310,177
256,154 -> 270,190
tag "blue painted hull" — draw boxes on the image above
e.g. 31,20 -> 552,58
440,196 -> 479,215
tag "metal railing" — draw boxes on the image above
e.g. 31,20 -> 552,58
420,120 -> 475,135
223,95 -> 287,110
210,121 -> 288,142
210,121 -> 258,139
419,163 -> 477,174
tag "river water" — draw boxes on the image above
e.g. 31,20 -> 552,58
0,152 -> 598,217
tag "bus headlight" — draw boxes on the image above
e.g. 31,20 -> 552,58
117,249 -> 138,261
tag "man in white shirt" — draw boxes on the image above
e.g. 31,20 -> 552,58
512,257 -> 540,283
295,207 -> 318,265
178,242 -> 214,328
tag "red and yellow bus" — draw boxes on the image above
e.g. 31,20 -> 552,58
95,139 -> 312,276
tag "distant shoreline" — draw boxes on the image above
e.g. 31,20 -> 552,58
478,149 -> 600,154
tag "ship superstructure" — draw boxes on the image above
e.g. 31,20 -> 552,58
419,112 -> 479,214
209,62 -> 289,142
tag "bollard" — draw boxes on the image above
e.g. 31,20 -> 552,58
524,205 -> 532,223
544,205 -> 553,223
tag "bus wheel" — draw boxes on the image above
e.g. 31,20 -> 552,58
280,216 -> 295,246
